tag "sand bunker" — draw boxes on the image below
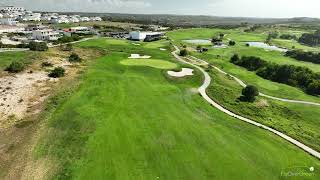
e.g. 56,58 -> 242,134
168,68 -> 194,77
160,48 -> 167,51
128,54 -> 151,59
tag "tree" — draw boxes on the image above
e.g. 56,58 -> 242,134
229,40 -> 236,46
307,80 -> 320,95
5,61 -> 25,73
196,45 -> 202,51
49,67 -> 65,78
179,49 -> 188,56
69,53 -> 82,63
242,85 -> 259,102
29,41 -> 48,51
230,54 -> 240,63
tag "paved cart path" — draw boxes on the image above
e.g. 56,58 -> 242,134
172,46 -> 320,160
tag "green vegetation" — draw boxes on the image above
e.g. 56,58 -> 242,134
121,59 -> 177,69
49,67 -> 65,78
179,49 -> 188,56
69,53 -> 82,63
35,39 -> 320,179
168,28 -> 320,103
5,61 -> 25,73
56,35 -> 81,44
29,41 -> 48,51
0,51 -> 34,70
241,85 -> 259,102
286,50 -> 320,64
206,68 -> 320,151
230,54 -> 320,96
299,30 -> 320,47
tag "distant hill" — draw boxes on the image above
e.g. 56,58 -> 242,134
39,11 -> 320,27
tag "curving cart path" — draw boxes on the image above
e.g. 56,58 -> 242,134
172,46 -> 320,160
187,56 -> 320,106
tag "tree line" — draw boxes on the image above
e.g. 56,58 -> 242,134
298,30 -> 320,46
285,50 -> 320,64
230,54 -> 320,96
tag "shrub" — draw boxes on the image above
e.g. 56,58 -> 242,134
69,53 -> 82,63
5,61 -> 25,73
179,49 -> 188,56
49,67 -> 65,78
42,62 -> 53,67
241,85 -> 259,102
29,41 -> 48,51
229,40 -> 236,46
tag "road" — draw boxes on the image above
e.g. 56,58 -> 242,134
172,46 -> 320,160
187,56 -> 320,106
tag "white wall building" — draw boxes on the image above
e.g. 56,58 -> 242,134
0,6 -> 25,12
32,29 -> 60,41
0,14 -> 18,26
129,31 -> 164,41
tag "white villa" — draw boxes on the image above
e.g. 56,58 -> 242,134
0,6 -> 25,12
32,29 -> 60,41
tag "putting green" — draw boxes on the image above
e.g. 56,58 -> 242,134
120,59 -> 178,69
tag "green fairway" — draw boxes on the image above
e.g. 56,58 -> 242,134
168,28 -> 320,103
35,38 -> 320,180
120,59 -> 177,69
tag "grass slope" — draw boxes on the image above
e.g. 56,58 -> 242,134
0,51 -> 35,70
207,68 -> 320,151
36,39 -> 320,180
168,28 -> 320,103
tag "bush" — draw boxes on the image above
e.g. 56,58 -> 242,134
5,61 -> 25,73
179,49 -> 188,56
229,40 -> 236,46
307,80 -> 320,95
60,43 -> 73,51
241,85 -> 259,102
29,41 -> 48,51
49,67 -> 65,78
41,62 -> 53,67
69,53 -> 82,63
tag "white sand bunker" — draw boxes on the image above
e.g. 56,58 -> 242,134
128,54 -> 151,59
160,48 -> 167,51
132,43 -> 141,46
168,68 -> 194,77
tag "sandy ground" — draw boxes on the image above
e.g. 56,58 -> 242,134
167,68 -> 194,77
0,72 -> 53,127
128,54 -> 151,59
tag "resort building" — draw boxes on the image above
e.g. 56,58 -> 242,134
0,6 -> 25,12
32,29 -> 60,41
129,31 -> 164,41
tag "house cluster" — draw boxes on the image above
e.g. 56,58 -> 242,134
0,5 -> 102,26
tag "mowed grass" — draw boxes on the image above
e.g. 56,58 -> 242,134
120,59 -> 177,69
168,28 -> 320,103
35,39 -> 320,180
207,68 -> 320,151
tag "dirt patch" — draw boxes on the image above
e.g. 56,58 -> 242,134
0,47 -> 104,179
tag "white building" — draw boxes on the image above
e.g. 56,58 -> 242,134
91,17 -> 102,21
80,17 -> 90,22
0,6 -> 25,12
32,29 -> 60,41
69,16 -> 80,23
20,13 -> 41,21
129,31 -> 164,41
0,14 -> 18,26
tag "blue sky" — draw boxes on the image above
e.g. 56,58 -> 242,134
2,0 -> 320,18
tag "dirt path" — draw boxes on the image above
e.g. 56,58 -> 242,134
172,46 -> 320,160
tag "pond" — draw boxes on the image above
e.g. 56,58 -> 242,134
246,42 -> 287,52
183,39 -> 212,45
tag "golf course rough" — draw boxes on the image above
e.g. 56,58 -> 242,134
35,39 -> 320,180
